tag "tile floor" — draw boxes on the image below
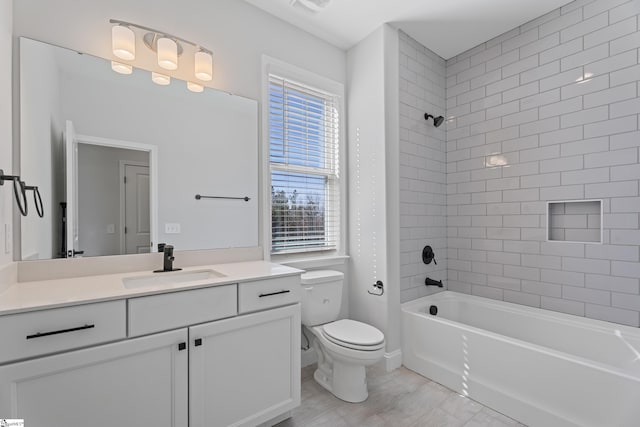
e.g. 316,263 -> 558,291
275,364 -> 526,427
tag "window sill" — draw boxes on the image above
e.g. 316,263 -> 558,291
272,254 -> 350,270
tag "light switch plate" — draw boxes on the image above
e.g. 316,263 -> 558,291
165,223 -> 181,234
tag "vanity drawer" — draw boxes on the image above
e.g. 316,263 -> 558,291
238,275 -> 300,314
128,284 -> 237,337
0,300 -> 126,364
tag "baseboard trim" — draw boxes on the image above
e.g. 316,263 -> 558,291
384,349 -> 402,371
259,411 -> 291,427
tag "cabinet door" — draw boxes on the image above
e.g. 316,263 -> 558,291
190,304 -> 300,427
0,329 -> 188,427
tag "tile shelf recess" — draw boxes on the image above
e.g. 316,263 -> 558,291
547,200 -> 603,244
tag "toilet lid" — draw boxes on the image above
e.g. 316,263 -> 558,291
322,319 -> 384,348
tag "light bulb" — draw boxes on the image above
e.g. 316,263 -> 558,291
111,61 -> 132,75
112,25 -> 135,61
187,82 -> 204,93
151,72 -> 170,85
157,37 -> 178,70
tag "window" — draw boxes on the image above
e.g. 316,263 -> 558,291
268,74 -> 341,254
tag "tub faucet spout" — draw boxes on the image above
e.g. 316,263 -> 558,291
425,277 -> 443,287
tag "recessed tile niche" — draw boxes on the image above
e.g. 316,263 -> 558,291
547,200 -> 602,243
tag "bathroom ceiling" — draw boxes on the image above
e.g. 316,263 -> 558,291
243,0 -> 574,59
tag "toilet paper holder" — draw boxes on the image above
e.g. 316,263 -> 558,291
368,280 -> 384,296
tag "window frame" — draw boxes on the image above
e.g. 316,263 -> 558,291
261,56 -> 346,261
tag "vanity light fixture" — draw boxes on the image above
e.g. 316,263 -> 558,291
109,19 -> 214,83
187,81 -> 204,93
152,72 -> 171,85
111,61 -> 133,75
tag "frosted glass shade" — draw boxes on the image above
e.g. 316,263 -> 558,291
187,82 -> 204,93
157,37 -> 178,70
194,51 -> 213,81
152,72 -> 171,85
111,61 -> 133,75
112,26 -> 135,60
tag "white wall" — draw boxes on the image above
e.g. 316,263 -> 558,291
398,31 -> 448,303
446,0 -> 640,327
0,0 -> 12,269
383,25 -> 403,362
348,26 -> 389,340
12,0 -> 346,101
347,25 -> 403,359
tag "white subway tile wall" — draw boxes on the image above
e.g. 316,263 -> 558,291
399,31 -> 448,303
445,0 -> 640,326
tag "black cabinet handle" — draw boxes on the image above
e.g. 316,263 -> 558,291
258,290 -> 291,298
178,342 -> 186,351
26,324 -> 95,340
194,338 -> 202,347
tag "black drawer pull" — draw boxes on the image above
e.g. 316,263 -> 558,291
26,324 -> 95,340
258,290 -> 291,298
178,342 -> 186,351
194,338 -> 202,347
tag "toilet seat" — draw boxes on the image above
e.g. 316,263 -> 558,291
321,319 -> 385,351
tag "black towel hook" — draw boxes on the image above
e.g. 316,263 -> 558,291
25,185 -> 44,218
0,170 -> 28,216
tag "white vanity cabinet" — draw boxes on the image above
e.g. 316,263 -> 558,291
0,272 -> 301,427
190,303 -> 300,427
0,328 -> 189,427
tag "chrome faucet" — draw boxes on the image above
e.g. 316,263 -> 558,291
154,244 -> 182,273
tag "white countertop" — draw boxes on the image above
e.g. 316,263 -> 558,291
0,261 -> 303,316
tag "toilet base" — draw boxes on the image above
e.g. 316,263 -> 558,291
313,356 -> 368,403
307,324 -> 383,403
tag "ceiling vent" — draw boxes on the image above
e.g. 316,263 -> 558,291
290,0 -> 332,14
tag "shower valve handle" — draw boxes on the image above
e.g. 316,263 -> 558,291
422,245 -> 437,265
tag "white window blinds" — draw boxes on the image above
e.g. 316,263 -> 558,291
268,74 -> 341,254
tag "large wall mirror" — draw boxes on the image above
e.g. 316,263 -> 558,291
18,38 -> 259,261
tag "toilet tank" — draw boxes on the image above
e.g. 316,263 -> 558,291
300,270 -> 344,326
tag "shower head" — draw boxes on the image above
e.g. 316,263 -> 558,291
424,113 -> 445,128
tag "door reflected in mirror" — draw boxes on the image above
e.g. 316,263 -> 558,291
74,135 -> 154,257
19,38 -> 259,260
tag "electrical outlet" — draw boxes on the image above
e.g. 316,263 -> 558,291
4,223 -> 11,254
106,224 -> 115,234
165,223 -> 181,234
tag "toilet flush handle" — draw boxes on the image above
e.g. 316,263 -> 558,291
305,286 -> 313,291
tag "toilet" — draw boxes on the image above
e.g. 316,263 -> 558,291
300,270 -> 385,403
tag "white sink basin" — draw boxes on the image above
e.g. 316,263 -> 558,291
123,269 -> 227,289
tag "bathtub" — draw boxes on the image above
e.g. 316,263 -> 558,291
402,291 -> 640,427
